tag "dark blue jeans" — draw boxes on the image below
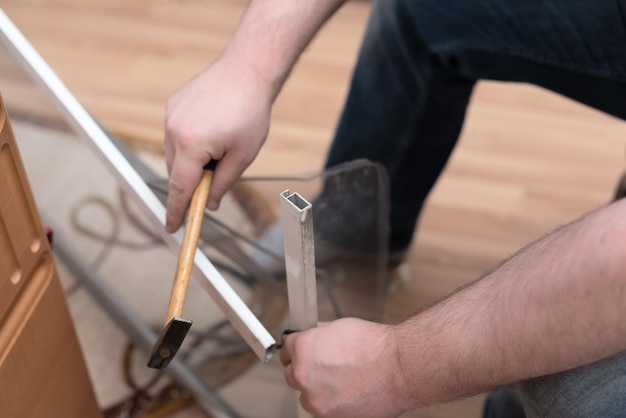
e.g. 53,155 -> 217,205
325,0 -> 626,254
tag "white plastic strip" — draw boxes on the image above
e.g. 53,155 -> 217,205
0,8 -> 275,361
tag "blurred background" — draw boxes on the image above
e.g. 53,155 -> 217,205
1,0 -> 626,417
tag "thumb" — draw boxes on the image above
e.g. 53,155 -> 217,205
165,158 -> 203,232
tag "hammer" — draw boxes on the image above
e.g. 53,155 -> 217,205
147,161 -> 216,369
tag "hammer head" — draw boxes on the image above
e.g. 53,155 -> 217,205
147,317 -> 192,369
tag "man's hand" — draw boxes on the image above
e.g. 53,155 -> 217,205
164,59 -> 272,232
280,318 -> 411,418
162,0 -> 347,233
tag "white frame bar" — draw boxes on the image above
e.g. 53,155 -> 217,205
0,8 -> 275,361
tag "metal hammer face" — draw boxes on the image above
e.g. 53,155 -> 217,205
147,317 -> 193,369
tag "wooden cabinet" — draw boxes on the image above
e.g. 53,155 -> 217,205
0,96 -> 101,418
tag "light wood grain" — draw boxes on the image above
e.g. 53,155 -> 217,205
0,99 -> 101,418
167,169 -> 212,321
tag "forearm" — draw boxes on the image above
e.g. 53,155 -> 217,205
221,0 -> 347,101
395,198 -> 626,408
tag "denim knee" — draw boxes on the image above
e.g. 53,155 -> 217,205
519,350 -> 626,418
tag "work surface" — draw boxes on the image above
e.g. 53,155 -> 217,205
2,0 -> 626,417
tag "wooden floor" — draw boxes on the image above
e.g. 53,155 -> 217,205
2,0 -> 626,417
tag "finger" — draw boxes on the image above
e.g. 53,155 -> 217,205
205,151 -> 249,211
279,332 -> 297,366
298,392 -> 316,415
165,157 -> 204,232
283,363 -> 300,390
164,135 -> 175,176
163,105 -> 178,176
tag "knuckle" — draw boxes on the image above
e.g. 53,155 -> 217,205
292,363 -> 309,386
234,148 -> 253,164
176,130 -> 195,151
299,394 -> 315,414
301,393 -> 325,417
294,332 -> 313,350
164,114 -> 178,138
210,181 -> 229,198
164,121 -> 194,151
168,178 -> 186,196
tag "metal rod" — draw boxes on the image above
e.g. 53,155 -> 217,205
43,214 -> 241,418
280,190 -> 318,331
280,190 -> 318,418
0,7 -> 275,361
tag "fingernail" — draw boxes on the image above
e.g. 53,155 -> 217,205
207,200 -> 218,211
165,217 -> 176,233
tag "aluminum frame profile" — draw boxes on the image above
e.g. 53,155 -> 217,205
280,190 -> 318,418
0,8 -> 276,361
280,190 -> 318,332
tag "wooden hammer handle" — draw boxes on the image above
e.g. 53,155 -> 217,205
166,169 -> 213,322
